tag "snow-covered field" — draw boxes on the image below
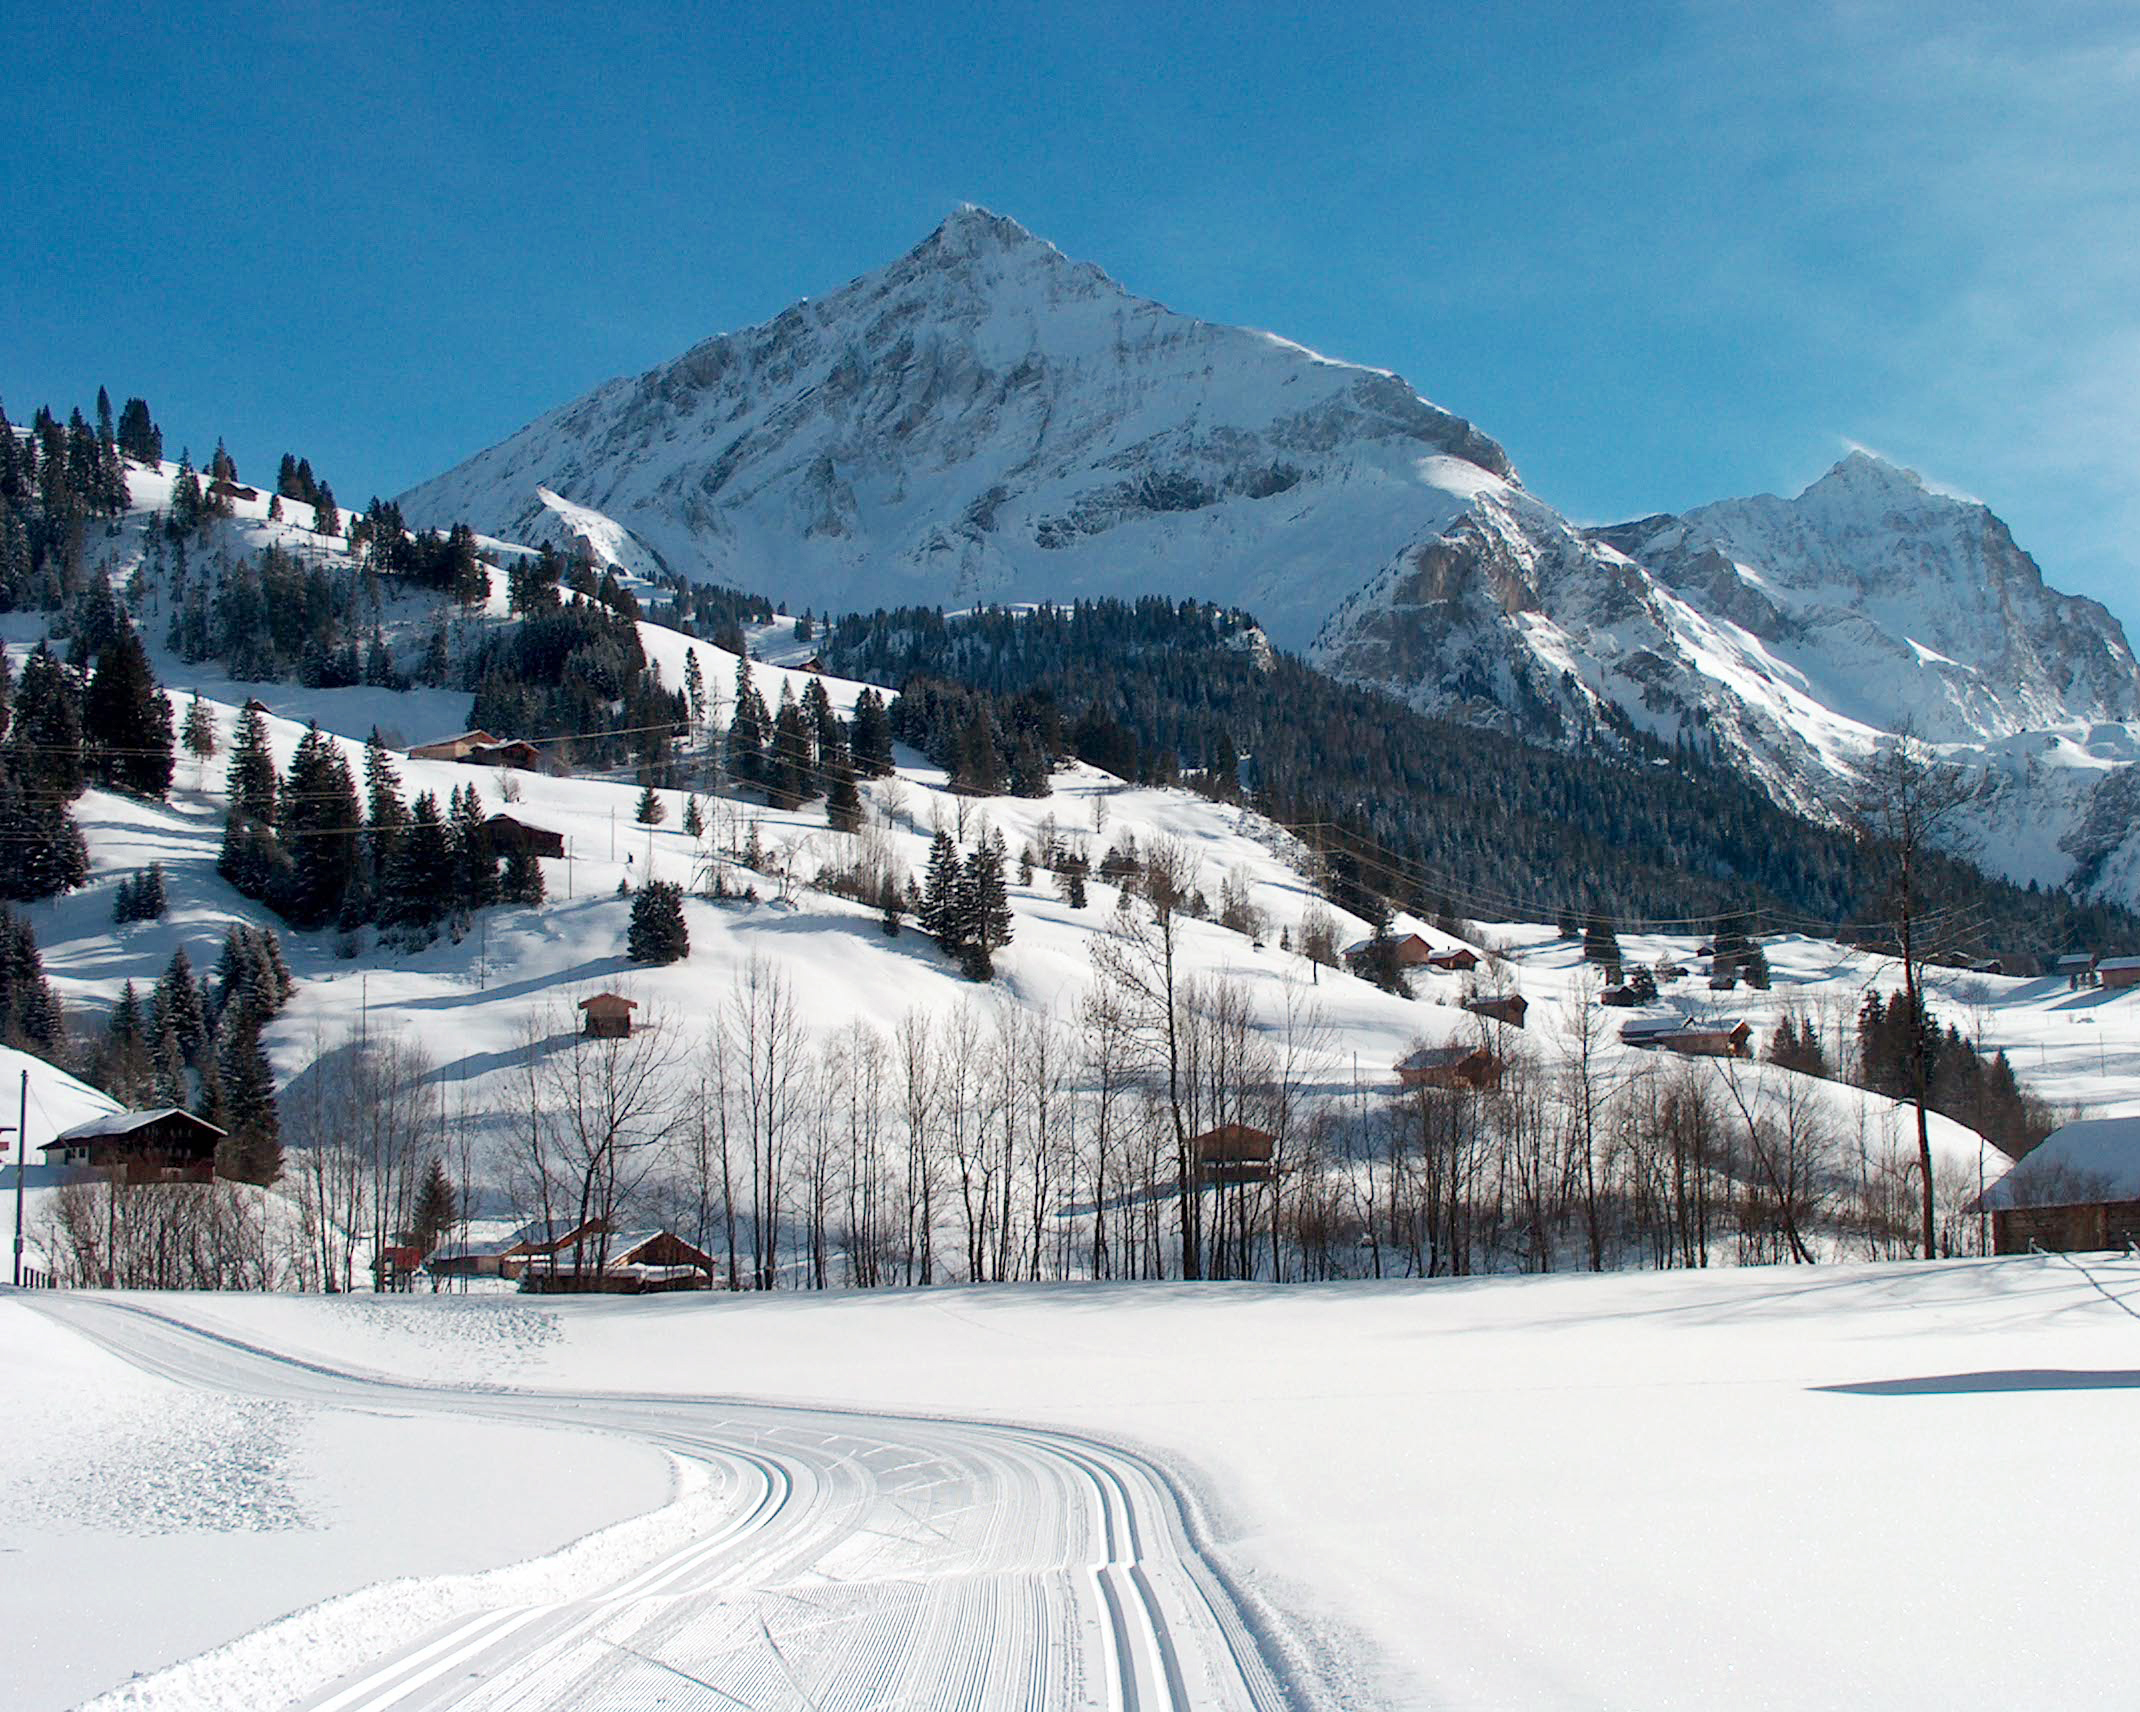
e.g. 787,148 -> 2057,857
16,1254 -> 2140,1709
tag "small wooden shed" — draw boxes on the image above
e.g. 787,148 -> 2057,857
1192,1123 -> 1276,1185
1426,947 -> 1480,972
1463,993 -> 1529,1029
2098,955 -> 2140,992
579,993 -> 639,1039
1394,1045 -> 1502,1092
485,814 -> 566,859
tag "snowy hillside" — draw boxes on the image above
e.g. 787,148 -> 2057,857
397,208 -> 2140,901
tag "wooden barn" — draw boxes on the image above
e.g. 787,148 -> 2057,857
484,814 -> 566,859
1653,1020 -> 1753,1058
579,993 -> 639,1039
410,731 -> 548,771
1394,1045 -> 1502,1092
1463,993 -> 1528,1029
1425,947 -> 1479,973
1991,1200 -> 2140,1255
2098,955 -> 2140,992
1343,933 -> 1436,971
519,1228 -> 716,1293
40,1108 -> 228,1182
209,479 -> 261,504
1192,1123 -> 1276,1185
1620,1014 -> 1693,1048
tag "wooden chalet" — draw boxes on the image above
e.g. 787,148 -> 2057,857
1981,1117 -> 2140,1253
484,814 -> 566,859
1653,1019 -> 1753,1058
1192,1123 -> 1276,1185
579,992 -> 639,1039
520,1228 -> 716,1293
1425,947 -> 1479,973
2099,956 -> 2140,992
1394,1045 -> 1502,1092
1598,984 -> 1640,1008
209,479 -> 261,504
1992,1200 -> 2140,1255
409,730 -> 546,771
2056,953 -> 2101,989
1620,1014 -> 1693,1047
1976,951 -> 2043,978
1462,993 -> 1528,1029
40,1108 -> 227,1182
429,1216 -> 616,1280
1343,933 -> 1436,971
799,655 -> 827,674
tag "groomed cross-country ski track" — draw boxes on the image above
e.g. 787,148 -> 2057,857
32,1295 -> 1318,1712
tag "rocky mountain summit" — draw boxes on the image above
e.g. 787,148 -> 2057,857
404,208 -> 2140,901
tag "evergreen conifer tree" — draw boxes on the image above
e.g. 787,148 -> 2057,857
411,1158 -> 459,1255
921,830 -> 961,942
218,1017 -> 282,1183
180,692 -> 217,784
226,701 -> 277,824
635,781 -> 667,825
500,844 -> 546,905
151,947 -> 207,1067
84,626 -> 174,798
681,794 -> 705,839
9,641 -> 84,798
825,764 -> 862,834
726,658 -> 767,788
627,879 -> 689,964
282,724 -> 361,927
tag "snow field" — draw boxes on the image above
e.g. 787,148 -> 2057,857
92,1253 -> 2140,1709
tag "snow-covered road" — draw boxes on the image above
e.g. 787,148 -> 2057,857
31,1295 -> 1303,1712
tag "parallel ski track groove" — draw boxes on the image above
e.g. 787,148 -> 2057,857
31,1295 -> 1315,1712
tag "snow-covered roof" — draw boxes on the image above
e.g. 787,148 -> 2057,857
1397,1045 -> 1484,1071
49,1107 -> 222,1145
2098,956 -> 2140,974
1983,1117 -> 2140,1208
1620,1013 -> 1693,1041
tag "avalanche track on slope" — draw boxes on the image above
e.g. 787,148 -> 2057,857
32,1296 -> 1308,1712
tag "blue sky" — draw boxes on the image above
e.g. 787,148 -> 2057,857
8,0 -> 2137,621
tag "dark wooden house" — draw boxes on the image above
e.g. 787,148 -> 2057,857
484,814 -> 566,859
1343,933 -> 1436,971
41,1108 -> 228,1182
1426,947 -> 1480,973
1192,1123 -> 1277,1184
1463,993 -> 1529,1029
2099,956 -> 2140,992
579,992 -> 639,1039
1394,1045 -> 1502,1092
519,1227 -> 716,1293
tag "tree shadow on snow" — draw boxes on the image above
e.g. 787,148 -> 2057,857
1819,1369 -> 2140,1396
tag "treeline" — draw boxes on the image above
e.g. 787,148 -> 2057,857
0,390 -> 138,611
826,599 -> 2139,952
217,708 -> 544,944
467,593 -> 683,771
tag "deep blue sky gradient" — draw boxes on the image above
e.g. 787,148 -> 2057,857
9,1 -> 2137,620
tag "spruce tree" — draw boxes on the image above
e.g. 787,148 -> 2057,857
825,764 -> 862,834
180,691 -> 217,784
226,701 -> 278,823
627,879 -> 689,964
9,641 -> 84,798
500,845 -> 546,905
681,794 -> 705,839
921,830 -> 961,942
976,829 -> 1013,950
218,1017 -> 282,1183
84,627 -> 174,798
411,1158 -> 459,1255
850,687 -> 895,777
0,909 -> 63,1051
726,658 -> 767,788
385,791 -> 453,935
448,782 -> 498,913
635,780 -> 667,825
282,723 -> 361,927
151,947 -> 208,1066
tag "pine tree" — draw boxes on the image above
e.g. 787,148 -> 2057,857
1583,913 -> 1623,982
411,1157 -> 459,1255
95,979 -> 153,1104
500,845 -> 546,905
976,829 -> 1013,949
116,397 -> 161,465
0,909 -> 63,1051
267,493 -> 283,522
169,450 -> 203,534
879,874 -> 904,936
448,782 -> 497,913
218,1017 -> 282,1183
825,764 -> 862,834
84,626 -> 174,798
362,727 -> 407,883
1057,854 -> 1090,910
727,658 -> 767,788
921,830 -> 962,942
634,780 -> 667,825
1009,733 -> 1051,798
313,482 -> 340,538
0,776 -> 89,901
627,879 -> 690,964
850,688 -> 895,777
681,794 -> 705,839
770,684 -> 813,805
282,723 -> 361,927
385,790 -> 453,935
226,701 -> 278,824
151,947 -> 208,1066
180,692 -> 217,783
9,641 -> 84,798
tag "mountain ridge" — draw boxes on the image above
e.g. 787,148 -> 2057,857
399,207 -> 2140,903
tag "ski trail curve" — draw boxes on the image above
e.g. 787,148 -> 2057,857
31,1296 -> 1315,1712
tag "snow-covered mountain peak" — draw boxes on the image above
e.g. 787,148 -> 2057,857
399,210 -> 1517,643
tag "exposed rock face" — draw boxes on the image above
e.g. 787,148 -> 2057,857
404,208 -> 2140,902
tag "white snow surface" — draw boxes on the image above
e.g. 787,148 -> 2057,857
23,1255 -> 2140,1709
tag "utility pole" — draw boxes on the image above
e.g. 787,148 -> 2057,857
12,1070 -> 27,1286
